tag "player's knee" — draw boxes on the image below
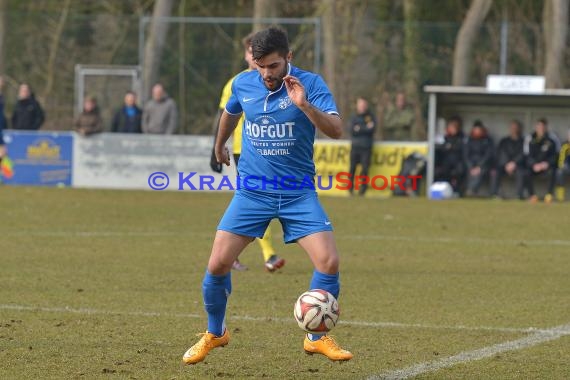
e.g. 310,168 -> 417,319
318,253 -> 339,274
207,255 -> 234,275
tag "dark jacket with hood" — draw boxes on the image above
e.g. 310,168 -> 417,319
464,128 -> 494,169
111,105 -> 143,133
440,131 -> 465,165
496,135 -> 524,168
12,95 -> 44,130
525,132 -> 557,168
349,111 -> 376,148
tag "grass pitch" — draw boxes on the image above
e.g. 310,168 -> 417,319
0,187 -> 569,379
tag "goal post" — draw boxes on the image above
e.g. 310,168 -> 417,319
74,65 -> 142,130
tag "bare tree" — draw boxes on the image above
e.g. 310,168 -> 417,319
0,0 -> 6,74
543,0 -> 568,88
452,0 -> 492,86
322,0 -> 336,95
253,0 -> 277,32
178,0 -> 187,133
403,0 -> 424,139
42,0 -> 71,101
143,0 -> 174,100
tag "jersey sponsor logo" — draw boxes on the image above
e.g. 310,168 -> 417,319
244,115 -> 295,140
243,97 -> 255,103
278,96 -> 292,109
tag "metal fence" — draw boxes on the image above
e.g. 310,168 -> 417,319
1,11 -> 567,136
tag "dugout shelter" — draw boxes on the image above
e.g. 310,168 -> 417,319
424,83 -> 570,197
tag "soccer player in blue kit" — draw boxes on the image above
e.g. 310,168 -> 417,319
183,27 -> 353,364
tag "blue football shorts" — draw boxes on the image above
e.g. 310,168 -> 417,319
217,189 -> 333,243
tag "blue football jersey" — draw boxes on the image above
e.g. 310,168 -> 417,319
225,64 -> 339,193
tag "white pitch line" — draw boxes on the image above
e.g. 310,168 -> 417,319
345,234 -> 570,247
1,231 -> 184,237
4,231 -> 570,247
368,323 -> 570,380
0,304 -> 543,334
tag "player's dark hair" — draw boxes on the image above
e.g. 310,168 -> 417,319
473,119 -> 484,128
251,27 -> 289,61
537,117 -> 548,126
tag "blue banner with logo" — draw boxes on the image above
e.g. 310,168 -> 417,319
2,130 -> 73,186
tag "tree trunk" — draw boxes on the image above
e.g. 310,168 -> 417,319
452,0 -> 492,86
0,0 -> 6,74
403,0 -> 423,139
178,0 -> 187,133
253,0 -> 277,32
143,0 -> 174,100
543,0 -> 568,88
322,0 -> 336,96
42,0 -> 71,102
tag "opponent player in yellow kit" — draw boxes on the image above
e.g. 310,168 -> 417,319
211,32 -> 285,272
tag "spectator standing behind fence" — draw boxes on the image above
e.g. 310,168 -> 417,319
434,116 -> 465,195
348,97 -> 376,196
524,118 -> 557,204
11,83 -> 44,130
463,120 -> 494,197
382,92 -> 414,141
111,91 -> 142,133
142,83 -> 178,134
555,129 -> 570,201
74,96 -> 103,137
491,120 -> 525,199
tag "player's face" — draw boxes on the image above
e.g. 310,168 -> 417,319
255,51 -> 291,91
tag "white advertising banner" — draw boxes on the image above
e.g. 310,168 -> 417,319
73,133 -> 236,191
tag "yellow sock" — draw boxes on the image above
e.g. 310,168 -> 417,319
258,225 -> 275,262
555,186 -> 565,202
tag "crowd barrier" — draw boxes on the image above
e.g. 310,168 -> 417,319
1,131 -> 427,197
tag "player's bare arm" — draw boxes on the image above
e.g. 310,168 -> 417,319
215,111 -> 242,166
283,75 -> 343,139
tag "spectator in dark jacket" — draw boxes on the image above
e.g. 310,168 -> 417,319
348,97 -> 376,195
74,96 -> 103,136
435,116 -> 465,194
11,83 -> 44,130
111,91 -> 142,133
525,118 -> 557,203
491,120 -> 525,199
464,120 -> 494,196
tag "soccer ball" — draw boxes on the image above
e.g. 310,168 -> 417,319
294,289 -> 340,333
